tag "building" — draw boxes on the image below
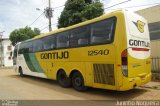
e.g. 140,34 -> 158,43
0,38 -> 13,67
136,5 -> 160,80
136,5 -> 160,57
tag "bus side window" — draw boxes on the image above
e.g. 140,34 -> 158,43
25,42 -> 33,53
90,18 -> 115,44
33,39 -> 43,52
70,26 -> 90,47
43,35 -> 56,50
78,39 -> 88,45
18,43 -> 25,54
56,31 -> 69,48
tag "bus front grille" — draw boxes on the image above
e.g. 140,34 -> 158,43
93,64 -> 115,85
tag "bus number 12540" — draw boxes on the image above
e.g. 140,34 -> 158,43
88,49 -> 109,56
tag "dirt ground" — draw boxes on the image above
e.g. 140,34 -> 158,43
0,68 -> 160,102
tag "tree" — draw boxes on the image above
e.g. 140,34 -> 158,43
9,27 -> 40,46
58,0 -> 104,28
81,2 -> 104,21
33,28 -> 40,35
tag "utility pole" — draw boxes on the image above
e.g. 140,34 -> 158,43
48,0 -> 52,32
44,0 -> 53,32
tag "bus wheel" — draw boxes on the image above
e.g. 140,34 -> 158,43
72,72 -> 88,91
57,70 -> 71,88
19,67 -> 24,77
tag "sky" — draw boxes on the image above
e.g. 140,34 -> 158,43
0,0 -> 160,38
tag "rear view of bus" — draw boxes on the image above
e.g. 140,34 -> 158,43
120,11 -> 151,90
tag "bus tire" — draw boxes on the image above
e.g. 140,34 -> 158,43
19,67 -> 24,77
57,70 -> 71,88
72,72 -> 88,91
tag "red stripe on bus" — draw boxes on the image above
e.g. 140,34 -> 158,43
132,48 -> 149,51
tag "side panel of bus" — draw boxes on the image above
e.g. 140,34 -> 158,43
35,16 -> 118,90
15,11 -> 127,91
35,45 -> 117,90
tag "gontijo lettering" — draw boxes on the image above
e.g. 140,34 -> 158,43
41,51 -> 69,59
129,39 -> 150,47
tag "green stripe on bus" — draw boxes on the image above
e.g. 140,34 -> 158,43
23,53 -> 36,72
24,53 -> 44,73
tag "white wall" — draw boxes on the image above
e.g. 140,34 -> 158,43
136,5 -> 160,57
2,39 -> 13,67
136,5 -> 160,23
151,40 -> 160,57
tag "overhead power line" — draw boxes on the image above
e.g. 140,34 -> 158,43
28,4 -> 64,30
53,5 -> 64,9
104,0 -> 132,9
29,12 -> 44,27
35,0 -> 160,33
40,23 -> 57,31
105,3 -> 160,10
39,23 -> 49,29
121,3 -> 160,9
40,2 -> 160,32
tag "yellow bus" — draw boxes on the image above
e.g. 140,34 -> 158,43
13,10 -> 151,91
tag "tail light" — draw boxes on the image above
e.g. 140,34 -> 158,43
121,49 -> 128,77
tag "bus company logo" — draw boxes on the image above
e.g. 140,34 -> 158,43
133,20 -> 145,33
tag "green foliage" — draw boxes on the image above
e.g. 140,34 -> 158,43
33,28 -> 40,35
9,26 -> 40,46
81,2 -> 104,21
58,0 -> 104,28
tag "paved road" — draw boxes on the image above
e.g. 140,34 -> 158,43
0,68 -> 160,103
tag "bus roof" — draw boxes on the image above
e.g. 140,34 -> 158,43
31,9 -> 126,41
